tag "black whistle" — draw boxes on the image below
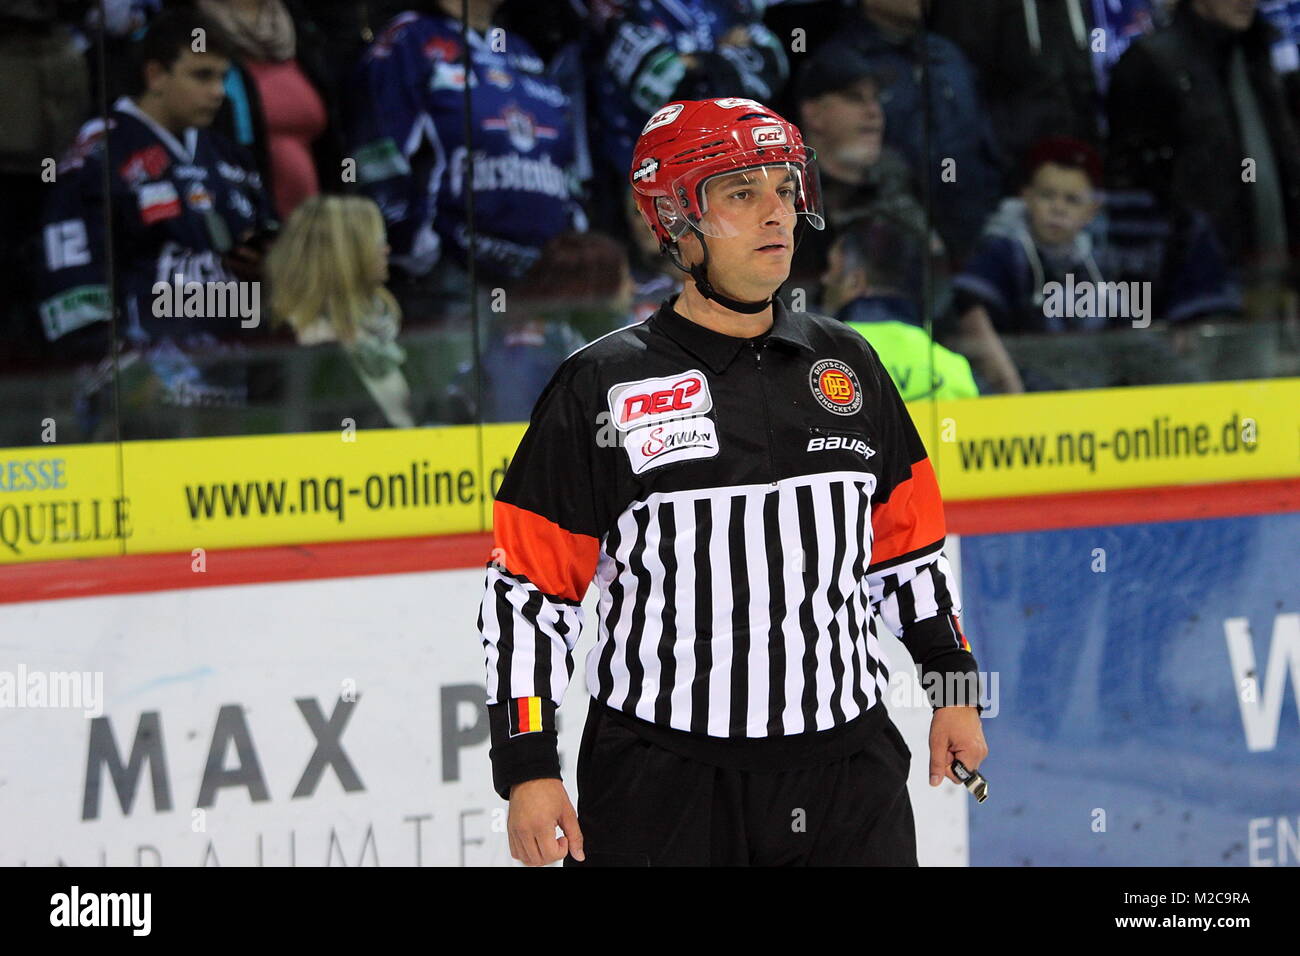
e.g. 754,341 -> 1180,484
951,759 -> 989,803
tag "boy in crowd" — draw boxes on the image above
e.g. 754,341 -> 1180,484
954,136 -> 1236,391
36,10 -> 275,436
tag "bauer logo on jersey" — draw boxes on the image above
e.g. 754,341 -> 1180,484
642,103 -> 684,134
625,417 -> 720,474
807,431 -> 876,460
608,369 -> 713,431
751,125 -> 787,146
809,359 -> 863,415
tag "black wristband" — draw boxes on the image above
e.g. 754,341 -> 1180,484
920,653 -> 983,712
488,699 -> 562,801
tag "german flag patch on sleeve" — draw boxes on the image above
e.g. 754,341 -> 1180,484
508,696 -> 555,737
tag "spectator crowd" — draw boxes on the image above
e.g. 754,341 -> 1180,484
2,0 -> 1299,438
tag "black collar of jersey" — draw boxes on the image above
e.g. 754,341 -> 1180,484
649,293 -> 815,375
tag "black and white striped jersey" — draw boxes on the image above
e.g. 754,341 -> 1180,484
477,294 -> 977,800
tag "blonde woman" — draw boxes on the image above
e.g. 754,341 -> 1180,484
266,195 -> 416,428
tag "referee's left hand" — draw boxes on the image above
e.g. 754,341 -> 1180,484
928,706 -> 987,787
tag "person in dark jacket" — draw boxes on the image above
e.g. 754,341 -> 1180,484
929,0 -> 1160,190
202,0 -> 350,220
34,9 -> 277,439
0,0 -> 93,370
786,45 -> 934,309
810,0 -> 1003,264
1107,0 -> 1300,318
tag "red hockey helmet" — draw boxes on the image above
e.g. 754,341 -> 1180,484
630,97 -> 825,246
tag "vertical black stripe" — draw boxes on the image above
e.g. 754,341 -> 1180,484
595,517 -> 626,702
622,506 -> 652,714
654,500 -> 678,725
863,615 -> 880,684
727,494 -> 750,736
892,569 -> 917,626
850,481 -> 871,581
844,583 -> 868,713
521,589 -> 548,700
796,484 -> 820,730
491,575 -> 516,701
691,497 -> 713,734
872,616 -> 891,684
553,605 -> 574,688
930,559 -> 955,625
825,488 -> 848,726
848,487 -> 872,712
763,490 -> 787,735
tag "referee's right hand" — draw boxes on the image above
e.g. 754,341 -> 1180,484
507,779 -> 586,866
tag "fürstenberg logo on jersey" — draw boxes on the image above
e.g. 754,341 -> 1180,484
151,236 -> 260,329
50,886 -> 151,936
152,272 -> 261,328
599,369 -> 720,474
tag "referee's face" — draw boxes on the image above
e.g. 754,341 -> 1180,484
681,167 -> 795,300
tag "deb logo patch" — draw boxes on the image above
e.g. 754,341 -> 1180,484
751,125 -> 787,146
625,417 -> 720,474
608,369 -> 712,431
809,359 -> 862,415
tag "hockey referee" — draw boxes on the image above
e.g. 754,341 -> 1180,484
477,97 -> 988,866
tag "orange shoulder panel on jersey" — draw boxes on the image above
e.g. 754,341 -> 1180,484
492,499 -> 600,603
871,457 -> 947,565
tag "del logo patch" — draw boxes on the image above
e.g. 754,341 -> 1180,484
608,370 -> 712,431
608,370 -> 718,473
809,359 -> 862,415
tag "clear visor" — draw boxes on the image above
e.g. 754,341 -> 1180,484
661,160 -> 826,240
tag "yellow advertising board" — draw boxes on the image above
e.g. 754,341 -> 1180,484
1,380 -> 1296,565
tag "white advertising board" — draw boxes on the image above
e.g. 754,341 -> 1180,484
0,558 -> 968,866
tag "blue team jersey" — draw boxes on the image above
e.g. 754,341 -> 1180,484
589,0 -> 788,177
36,97 -> 271,349
349,12 -> 583,281
1260,0 -> 1300,72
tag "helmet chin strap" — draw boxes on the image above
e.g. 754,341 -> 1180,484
667,232 -> 772,315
